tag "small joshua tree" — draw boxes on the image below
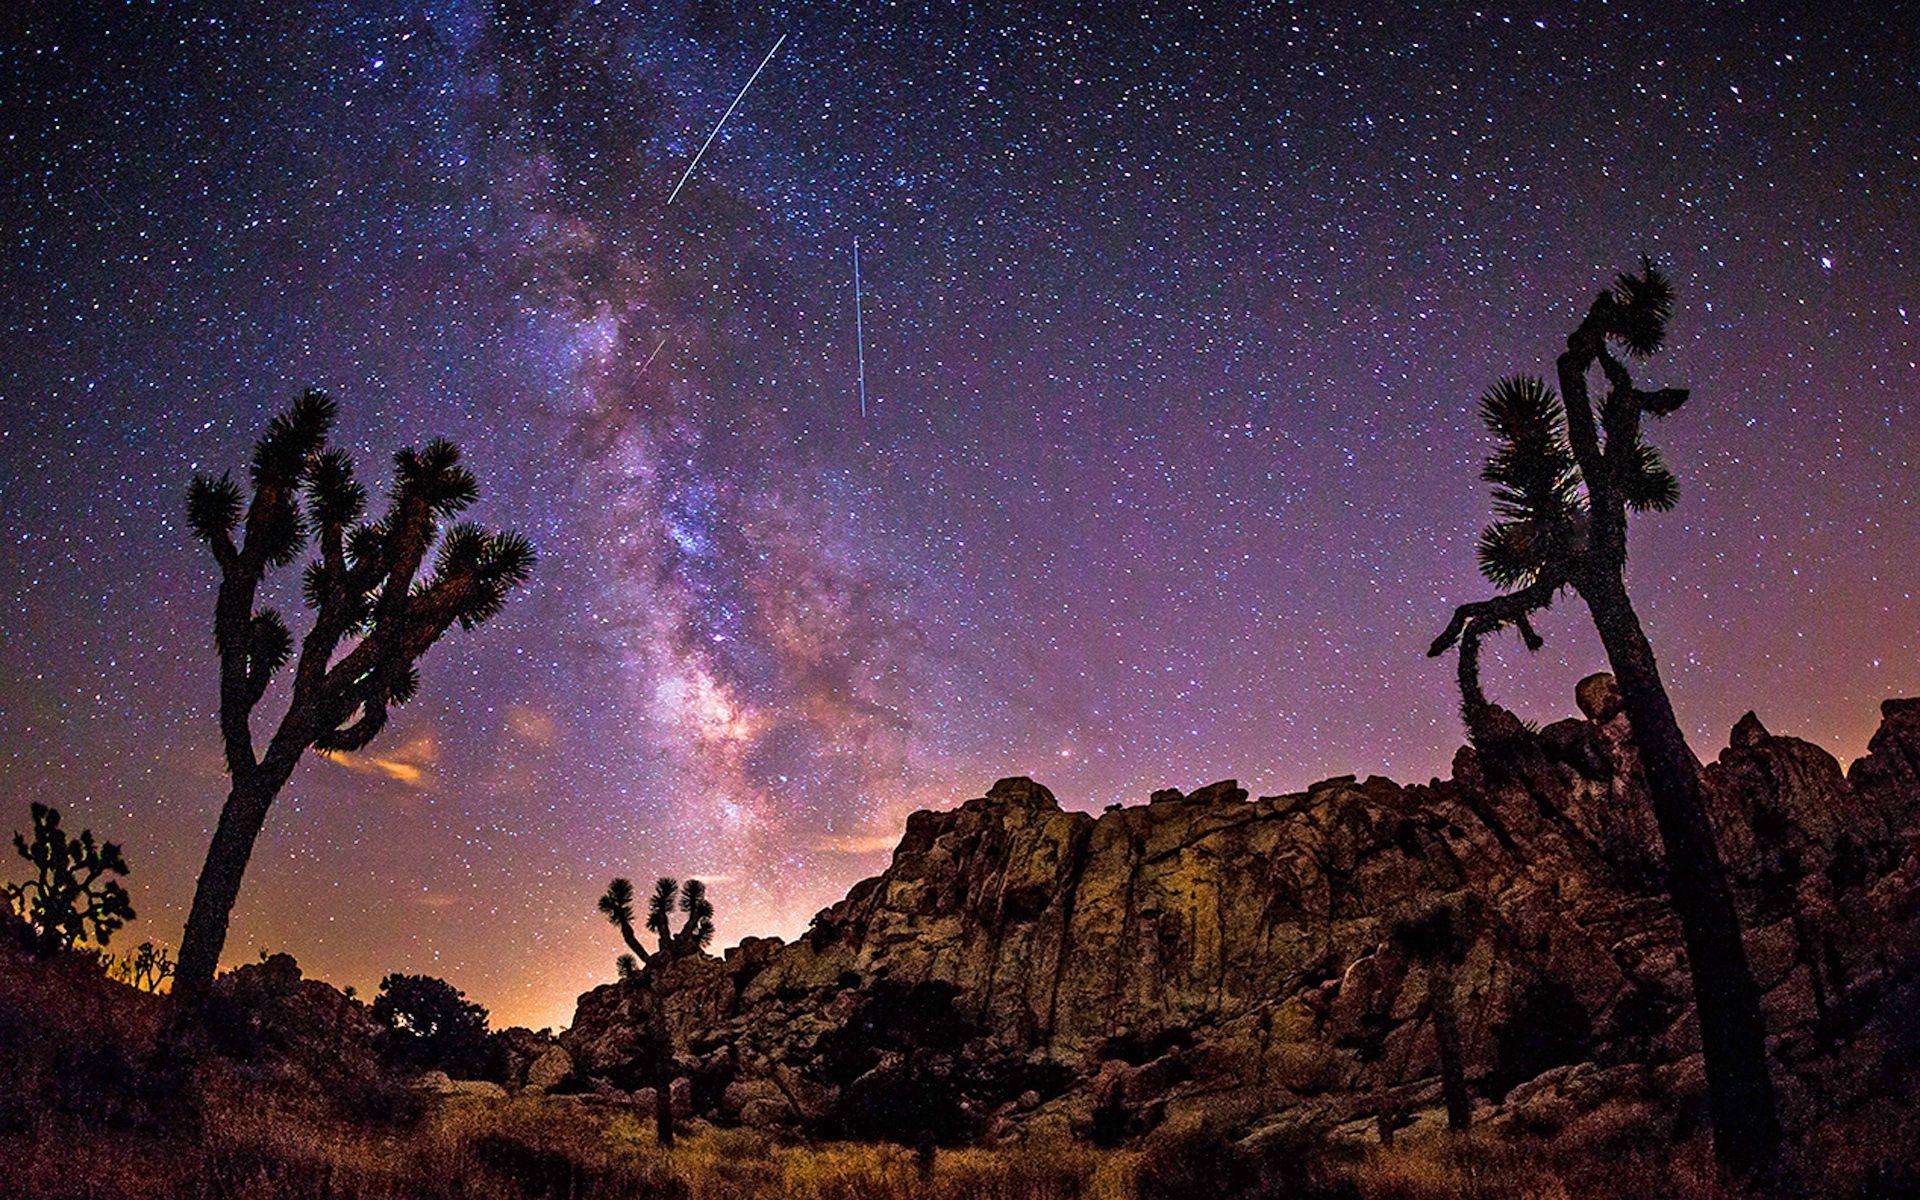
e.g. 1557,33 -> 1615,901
174,390 -> 534,1005
598,876 -> 715,1146
4,803 -> 135,955
108,940 -> 177,993
1429,260 -> 1778,1173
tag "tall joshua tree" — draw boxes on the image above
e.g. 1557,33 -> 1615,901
1430,260 -> 1779,1173
175,390 -> 533,1006
598,876 -> 715,1147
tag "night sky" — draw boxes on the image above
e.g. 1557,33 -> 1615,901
3,3 -> 1917,1029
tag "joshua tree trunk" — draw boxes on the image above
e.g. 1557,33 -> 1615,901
1579,576 -> 1780,1172
1429,964 -> 1471,1131
651,976 -> 676,1148
916,1134 -> 937,1182
173,782 -> 276,1005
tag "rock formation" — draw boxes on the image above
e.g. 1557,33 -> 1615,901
562,684 -> 1920,1146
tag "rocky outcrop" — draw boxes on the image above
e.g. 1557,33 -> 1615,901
563,685 -> 1920,1146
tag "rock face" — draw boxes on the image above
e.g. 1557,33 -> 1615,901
562,685 -> 1920,1144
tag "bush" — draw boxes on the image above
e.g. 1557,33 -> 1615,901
372,972 -> 491,1077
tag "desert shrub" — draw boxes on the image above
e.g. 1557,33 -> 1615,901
373,972 -> 491,1077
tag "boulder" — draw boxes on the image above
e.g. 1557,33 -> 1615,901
524,1046 -> 573,1094
1575,672 -> 1624,723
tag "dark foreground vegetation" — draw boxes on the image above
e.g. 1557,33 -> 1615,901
6,917 -> 1920,1200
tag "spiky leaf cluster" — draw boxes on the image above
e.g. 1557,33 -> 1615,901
1475,376 -> 1582,589
598,876 -> 636,929
1619,438 -> 1680,512
677,878 -> 715,953
600,874 -> 718,973
3,803 -> 135,954
647,877 -> 679,942
1608,257 -> 1675,359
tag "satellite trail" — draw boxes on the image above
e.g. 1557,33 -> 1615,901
666,33 -> 788,206
853,237 -> 867,418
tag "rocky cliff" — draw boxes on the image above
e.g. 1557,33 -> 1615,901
562,682 -> 1920,1146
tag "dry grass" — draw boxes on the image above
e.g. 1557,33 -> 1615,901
7,933 -> 1918,1199
10,1092 -> 1139,1200
12,1081 -> 1918,1199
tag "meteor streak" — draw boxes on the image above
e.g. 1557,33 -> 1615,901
665,33 -> 788,206
853,237 -> 867,418
639,329 -> 674,375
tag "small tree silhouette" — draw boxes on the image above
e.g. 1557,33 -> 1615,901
1430,260 -> 1778,1173
174,390 -> 534,1005
107,940 -> 177,993
3,803 -> 135,955
1388,900 -> 1481,1131
372,972 -> 491,1076
597,875 -> 714,1146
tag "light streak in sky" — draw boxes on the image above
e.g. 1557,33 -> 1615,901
853,237 -> 867,418
665,33 -> 788,206
639,329 -> 674,375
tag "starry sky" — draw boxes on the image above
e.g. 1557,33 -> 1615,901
2,2 -> 1917,1029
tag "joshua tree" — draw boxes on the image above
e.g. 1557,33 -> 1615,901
4,802 -> 135,955
598,876 -> 715,1146
108,940 -> 177,993
1430,260 -> 1779,1172
1388,901 -> 1480,1131
174,390 -> 533,1006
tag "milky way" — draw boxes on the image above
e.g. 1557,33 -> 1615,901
3,4 -> 1917,1027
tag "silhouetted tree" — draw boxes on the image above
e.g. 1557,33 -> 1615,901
809,979 -> 977,1177
598,875 -> 715,1146
1389,900 -> 1480,1131
107,940 -> 176,993
175,390 -> 534,1005
372,972 -> 491,1076
3,802 -> 135,955
1430,260 -> 1779,1173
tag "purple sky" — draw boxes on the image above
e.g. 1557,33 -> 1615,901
3,3 -> 1916,1027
